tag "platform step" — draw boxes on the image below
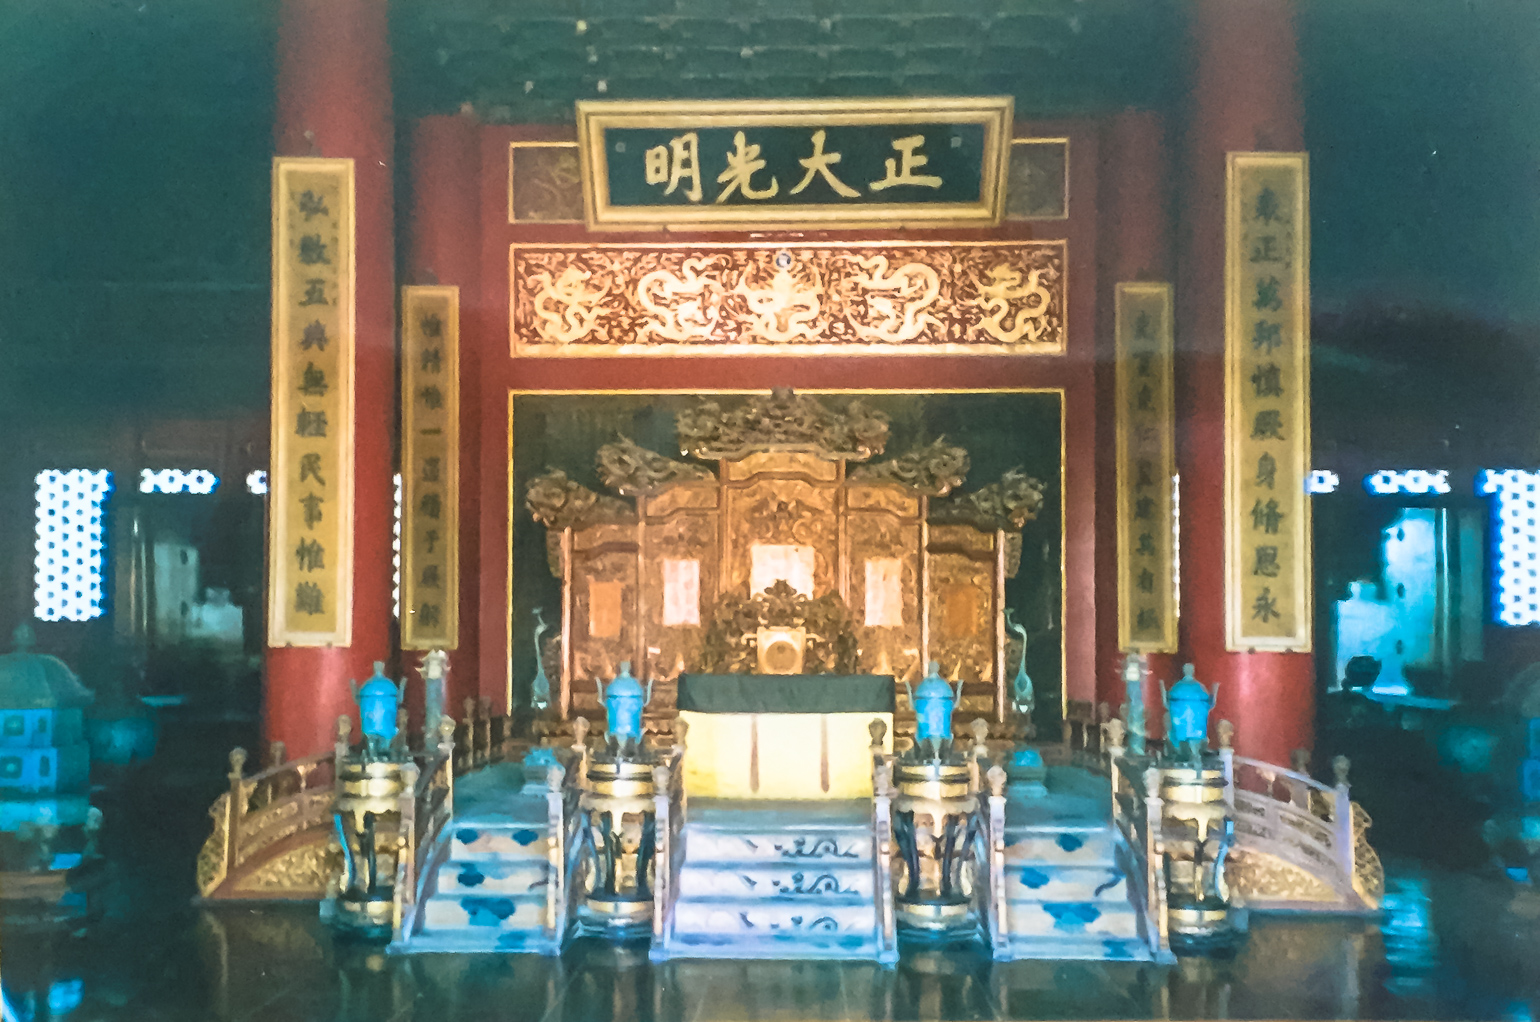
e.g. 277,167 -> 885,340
1003,934 -> 1152,962
1005,898 -> 1140,939
666,930 -> 879,959
447,822 -> 551,860
1003,827 -> 1118,867
676,860 -> 873,899
671,897 -> 876,940
422,890 -> 548,932
1004,863 -> 1129,904
684,827 -> 873,864
435,856 -> 551,895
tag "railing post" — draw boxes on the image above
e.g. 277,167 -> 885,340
1143,765 -> 1167,957
873,758 -> 897,964
224,747 -> 248,874
1217,720 -> 1235,809
652,763 -> 672,954
436,718 -> 457,816
572,716 -> 591,780
986,764 -> 1009,960
1332,755 -> 1355,894
545,763 -> 567,950
478,696 -> 493,762
1105,718 -> 1126,818
395,760 -> 420,940
1289,749 -> 1313,809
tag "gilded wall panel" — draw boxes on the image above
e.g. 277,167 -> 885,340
721,477 -> 839,597
847,510 -> 922,678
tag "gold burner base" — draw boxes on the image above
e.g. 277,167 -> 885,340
896,900 -> 974,933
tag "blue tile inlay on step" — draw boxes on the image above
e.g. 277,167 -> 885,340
1045,903 -> 1101,930
463,897 -> 516,925
512,828 -> 540,846
455,828 -> 479,844
1104,939 -> 1136,959
458,864 -> 486,888
1056,833 -> 1084,852
1020,867 -> 1051,889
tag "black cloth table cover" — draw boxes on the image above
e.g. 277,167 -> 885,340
675,674 -> 896,714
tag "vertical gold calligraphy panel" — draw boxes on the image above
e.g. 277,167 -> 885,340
400,287 -> 460,649
1115,283 -> 1177,652
268,158 -> 354,647
1225,153 -> 1312,650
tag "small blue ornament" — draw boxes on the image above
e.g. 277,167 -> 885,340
353,662 -> 404,759
1164,663 -> 1216,754
597,662 -> 651,742
910,661 -> 962,744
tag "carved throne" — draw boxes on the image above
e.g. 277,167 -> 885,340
525,389 -> 1044,737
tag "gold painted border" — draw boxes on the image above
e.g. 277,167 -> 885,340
575,96 -> 1013,232
401,286 -> 461,649
1224,153 -> 1312,652
507,141 -> 582,225
508,238 -> 1068,358
506,387 -> 1069,718
1006,137 -> 1071,222
1114,282 -> 1177,653
268,157 -> 355,648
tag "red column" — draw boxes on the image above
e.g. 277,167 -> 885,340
266,0 -> 396,758
1096,110 -> 1176,735
407,113 -> 483,714
1177,0 -> 1311,765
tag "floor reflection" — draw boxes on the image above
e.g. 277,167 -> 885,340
9,721 -> 1540,1020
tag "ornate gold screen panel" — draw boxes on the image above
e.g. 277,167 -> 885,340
268,158 -> 355,647
1115,282 -> 1177,653
400,286 -> 459,649
1225,153 -> 1312,651
518,391 -> 1054,729
509,240 -> 1066,357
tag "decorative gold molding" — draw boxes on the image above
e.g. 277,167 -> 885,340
1224,152 -> 1312,651
268,158 -> 355,647
1115,282 -> 1177,653
509,240 -> 1067,357
576,96 -> 1012,231
401,286 -> 460,649
1226,848 -> 1336,903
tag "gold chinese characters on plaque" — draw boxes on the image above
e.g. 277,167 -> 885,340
1115,283 -> 1176,653
268,158 -> 355,646
400,287 -> 459,650
576,97 -> 1012,231
510,240 -> 1065,357
1225,153 -> 1311,651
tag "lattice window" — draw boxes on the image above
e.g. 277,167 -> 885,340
139,468 -> 220,495
1306,470 -> 1340,494
1478,470 -> 1540,626
34,470 -> 112,622
1364,469 -> 1449,495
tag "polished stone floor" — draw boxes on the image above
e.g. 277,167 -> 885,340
6,715 -> 1540,1021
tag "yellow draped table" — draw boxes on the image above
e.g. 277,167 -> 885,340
675,674 -> 895,801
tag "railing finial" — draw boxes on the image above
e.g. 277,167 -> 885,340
1217,719 -> 1234,750
868,717 -> 887,752
228,747 -> 247,778
1332,754 -> 1351,787
986,764 -> 1007,798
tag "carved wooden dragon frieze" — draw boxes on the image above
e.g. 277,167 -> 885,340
929,468 -> 1046,530
596,436 -> 713,496
847,438 -> 970,497
676,388 -> 890,462
525,469 -> 637,532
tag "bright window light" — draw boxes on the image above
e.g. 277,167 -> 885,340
392,472 -> 402,620
1306,470 -> 1339,494
1365,469 -> 1449,496
34,470 -> 112,622
246,470 -> 268,495
140,468 -> 219,495
1478,470 -> 1540,626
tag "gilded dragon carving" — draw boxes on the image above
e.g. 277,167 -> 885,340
698,580 -> 860,676
510,242 -> 1065,354
929,468 -> 1046,530
525,469 -> 636,532
596,436 -> 713,496
676,389 -> 890,462
848,438 -> 970,496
